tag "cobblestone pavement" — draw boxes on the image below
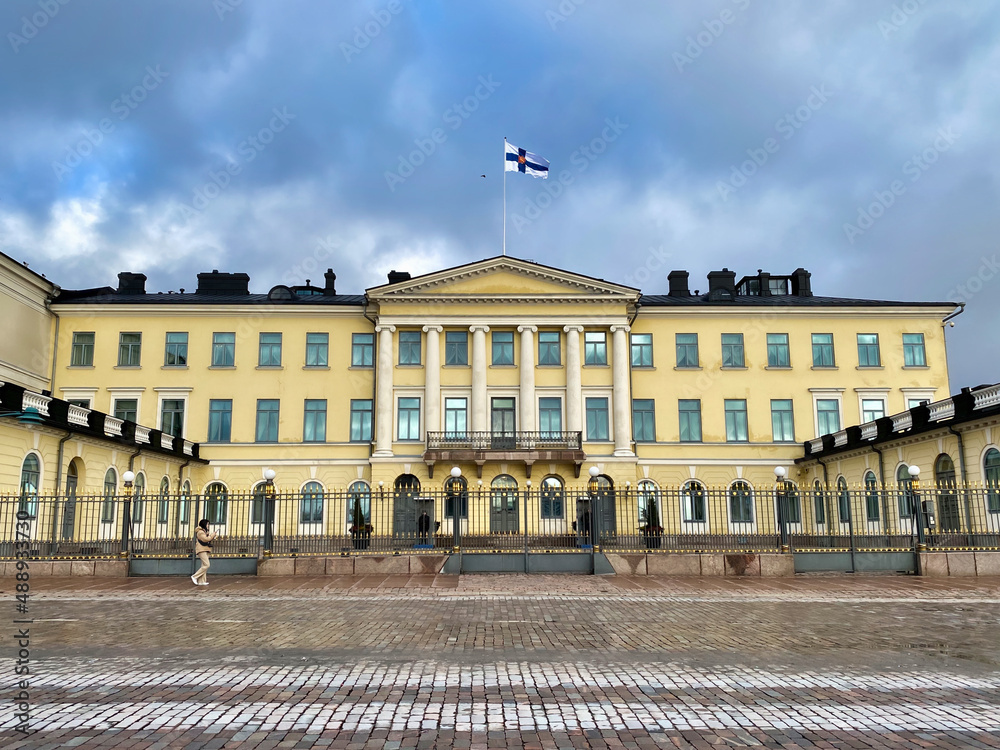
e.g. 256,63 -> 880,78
3,574 -> 1000,748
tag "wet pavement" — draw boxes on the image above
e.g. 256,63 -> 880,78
2,574 -> 1000,748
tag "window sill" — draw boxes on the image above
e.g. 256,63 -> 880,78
303,366 -> 330,370
631,365 -> 656,371
114,366 -> 141,370
443,364 -> 470,368
208,366 -> 236,370
161,365 -> 189,370
674,366 -> 702,371
856,366 -> 884,370
348,365 -> 374,370
582,439 -> 613,444
67,365 -> 94,369
583,364 -> 609,368
396,364 -> 424,368
902,365 -> 929,370
256,366 -> 284,370
721,366 -> 747,370
490,364 -> 516,368
765,366 -> 792,370
811,366 -> 838,370
537,364 -> 564,369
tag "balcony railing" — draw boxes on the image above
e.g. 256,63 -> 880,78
425,431 -> 582,451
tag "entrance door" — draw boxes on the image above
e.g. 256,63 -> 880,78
490,475 -> 519,534
491,398 -> 516,449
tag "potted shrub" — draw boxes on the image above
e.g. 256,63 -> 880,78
349,495 -> 372,550
640,494 -> 663,549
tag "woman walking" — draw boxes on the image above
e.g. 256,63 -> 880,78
192,519 -> 218,586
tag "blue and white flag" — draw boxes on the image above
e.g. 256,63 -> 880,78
505,141 -> 549,178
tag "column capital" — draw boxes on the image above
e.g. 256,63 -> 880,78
516,325 -> 537,334
610,324 -> 631,333
563,325 -> 584,334
375,324 -> 396,334
469,325 -> 490,334
422,325 -> 443,333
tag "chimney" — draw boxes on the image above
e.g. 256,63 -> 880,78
324,268 -> 337,295
706,268 -> 736,301
196,270 -> 251,296
757,271 -> 771,297
117,272 -> 147,295
667,270 -> 690,297
791,268 -> 812,297
387,270 -> 411,285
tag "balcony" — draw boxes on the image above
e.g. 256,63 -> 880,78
423,431 -> 585,478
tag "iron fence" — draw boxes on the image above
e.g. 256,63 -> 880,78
2,481 -> 998,560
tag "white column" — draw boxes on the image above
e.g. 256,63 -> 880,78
564,325 -> 583,435
611,324 -> 633,457
517,326 -> 536,433
423,325 -> 442,439
470,325 -> 490,434
373,324 -> 395,456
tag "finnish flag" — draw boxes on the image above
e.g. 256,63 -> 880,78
505,141 -> 549,178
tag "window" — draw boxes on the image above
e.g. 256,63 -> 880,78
19,454 -> 39,519
204,482 -> 227,525
114,399 -> 138,423
305,333 -> 329,367
347,481 -> 371,526
780,485 -> 802,524
397,397 -> 421,440
771,399 -> 795,442
212,332 -> 235,367
67,399 -> 90,408
350,400 -> 373,442
258,333 -> 282,367
102,468 -> 117,523
538,331 -> 561,365
207,400 -> 232,443
729,481 -> 754,524
857,333 -> 881,367
250,484 -> 267,526
638,480 -> 661,530
585,397 -> 609,441
584,332 -> 606,365
632,399 -> 655,442
539,397 -> 562,438
862,399 -> 886,422
161,400 -> 185,438
132,473 -> 146,523
681,480 -> 706,523
445,332 -> 468,366
71,332 -> 94,366
631,333 -> 652,367
675,333 -> 699,367
837,477 -> 851,523
179,481 -> 191,525
492,331 -> 514,365
444,476 -> 468,519
301,481 -> 324,524
865,471 -> 880,523
903,333 -> 926,367
444,398 -> 467,438
164,332 -> 188,366
118,332 -> 141,367
817,399 -> 840,435
678,400 -> 702,442
766,333 -> 790,367
907,398 -> 931,409
303,400 -> 327,442
897,464 -> 915,518
352,333 -> 374,367
812,333 -> 835,367
398,331 -> 421,365
724,399 -> 748,442
985,448 -> 1000,513
813,480 -> 826,525
157,477 -> 170,524
721,334 -> 744,367
540,476 -> 564,519
255,399 -> 279,442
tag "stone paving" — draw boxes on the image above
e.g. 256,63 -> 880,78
2,574 -> 1000,748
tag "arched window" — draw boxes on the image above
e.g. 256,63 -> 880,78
637,480 -> 662,529
347,481 -> 371,527
490,475 -> 519,534
19,454 -> 40,518
864,471 -> 880,522
985,448 -> 1000,513
301,481 -> 324,524
102,468 -> 118,523
681,480 -> 706,524
540,476 -> 563,519
158,477 -> 170,524
729,481 -> 754,524
837,476 -> 850,523
813,479 -> 826,525
132,472 -> 146,523
935,454 -> 956,487
179,480 -> 191,525
896,464 -> 914,518
781,483 -> 801,524
204,482 -> 228,525
251,482 -> 267,525
935,453 -> 961,531
445,475 -> 469,519
394,474 -> 420,498
491,475 -> 517,491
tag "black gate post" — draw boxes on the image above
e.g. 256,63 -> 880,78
119,473 -> 135,558
523,481 -> 530,572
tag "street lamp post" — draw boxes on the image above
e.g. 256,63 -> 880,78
120,470 -> 135,556
774,466 -> 790,553
262,468 -> 276,555
909,465 -> 926,550
450,466 -> 462,551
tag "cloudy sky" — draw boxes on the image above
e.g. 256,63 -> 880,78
1,0 -> 998,388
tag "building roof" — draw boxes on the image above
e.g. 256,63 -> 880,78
639,294 -> 955,308
52,291 -> 365,306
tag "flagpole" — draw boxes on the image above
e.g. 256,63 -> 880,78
502,137 -> 507,256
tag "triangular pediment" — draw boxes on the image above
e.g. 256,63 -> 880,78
367,256 -> 638,302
